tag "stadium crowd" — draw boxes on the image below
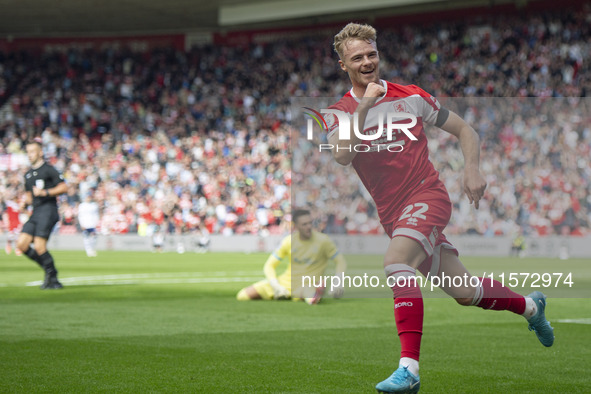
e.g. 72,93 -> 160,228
1,3 -> 590,237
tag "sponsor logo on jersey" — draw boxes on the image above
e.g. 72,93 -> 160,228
304,107 -> 418,153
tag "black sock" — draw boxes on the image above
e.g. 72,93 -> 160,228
39,251 -> 58,276
24,247 -> 43,268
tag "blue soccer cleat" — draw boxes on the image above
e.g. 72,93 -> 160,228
376,366 -> 420,393
526,291 -> 554,347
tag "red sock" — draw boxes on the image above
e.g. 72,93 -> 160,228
394,297 -> 423,360
386,264 -> 423,361
474,277 -> 526,315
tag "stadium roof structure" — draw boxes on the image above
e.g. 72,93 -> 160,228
0,0 -> 555,38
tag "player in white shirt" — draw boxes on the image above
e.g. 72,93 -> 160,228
77,194 -> 100,257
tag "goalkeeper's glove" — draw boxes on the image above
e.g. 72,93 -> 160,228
331,285 -> 344,299
269,278 -> 290,300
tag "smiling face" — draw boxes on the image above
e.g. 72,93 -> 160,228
339,38 -> 380,94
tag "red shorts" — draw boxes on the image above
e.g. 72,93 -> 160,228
382,183 -> 458,278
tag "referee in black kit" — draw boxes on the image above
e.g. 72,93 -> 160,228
16,138 -> 67,289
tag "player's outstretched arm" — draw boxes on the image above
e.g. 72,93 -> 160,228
263,254 -> 289,299
439,111 -> 487,209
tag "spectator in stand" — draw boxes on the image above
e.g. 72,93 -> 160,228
0,3 -> 590,237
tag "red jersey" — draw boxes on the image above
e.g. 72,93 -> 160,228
4,200 -> 21,231
327,80 -> 446,225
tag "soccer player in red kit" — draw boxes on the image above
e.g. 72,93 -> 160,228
3,191 -> 22,255
327,23 -> 554,393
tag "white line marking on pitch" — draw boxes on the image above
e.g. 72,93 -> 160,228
26,277 -> 261,286
556,318 -> 591,325
0,271 -> 262,287
45,271 -> 260,282
24,277 -> 262,287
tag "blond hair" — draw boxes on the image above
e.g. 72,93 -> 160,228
333,23 -> 377,59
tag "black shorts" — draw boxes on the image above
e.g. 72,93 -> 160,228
21,205 -> 59,240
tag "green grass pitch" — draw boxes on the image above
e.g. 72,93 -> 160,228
1,251 -> 590,393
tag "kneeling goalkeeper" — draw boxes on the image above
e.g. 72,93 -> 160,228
236,209 -> 347,304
